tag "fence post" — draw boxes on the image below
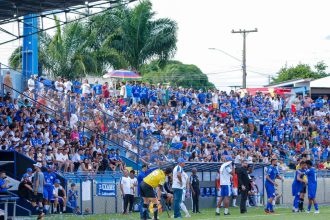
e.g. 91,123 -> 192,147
91,178 -> 94,214
137,128 -> 140,164
68,94 -> 71,128
80,178 -> 83,215
323,176 -> 326,203
103,112 -> 106,143
281,177 -> 284,205
115,178 -> 118,213
262,165 -> 265,206
0,63 -> 3,97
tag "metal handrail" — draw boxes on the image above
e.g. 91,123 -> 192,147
3,84 -> 61,119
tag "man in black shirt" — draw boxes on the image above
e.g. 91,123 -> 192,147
18,174 -> 33,201
189,168 -> 200,213
237,160 -> 250,214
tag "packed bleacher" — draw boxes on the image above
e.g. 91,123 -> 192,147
2,75 -> 329,174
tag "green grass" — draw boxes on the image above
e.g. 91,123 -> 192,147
17,206 -> 330,220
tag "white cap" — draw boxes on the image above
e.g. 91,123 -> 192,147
33,162 -> 42,168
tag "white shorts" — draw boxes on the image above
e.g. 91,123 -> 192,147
182,189 -> 186,202
217,189 -> 221,197
232,187 -> 238,196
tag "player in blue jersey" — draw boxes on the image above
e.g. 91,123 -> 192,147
265,158 -> 283,213
292,161 -> 307,212
43,165 -> 56,213
305,160 -> 319,214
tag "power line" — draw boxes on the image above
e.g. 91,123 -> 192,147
208,48 -> 242,63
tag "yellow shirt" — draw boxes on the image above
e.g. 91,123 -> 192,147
143,169 -> 166,188
323,162 -> 330,169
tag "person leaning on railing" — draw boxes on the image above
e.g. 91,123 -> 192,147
0,170 -> 12,194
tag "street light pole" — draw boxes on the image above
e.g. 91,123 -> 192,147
231,28 -> 258,89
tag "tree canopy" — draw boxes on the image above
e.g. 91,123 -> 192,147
272,61 -> 329,84
141,60 -> 215,89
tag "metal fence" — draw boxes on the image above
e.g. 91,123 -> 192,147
62,173 -> 124,215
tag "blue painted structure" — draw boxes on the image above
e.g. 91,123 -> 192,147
22,14 -> 38,84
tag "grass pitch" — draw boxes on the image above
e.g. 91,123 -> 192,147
22,206 -> 330,220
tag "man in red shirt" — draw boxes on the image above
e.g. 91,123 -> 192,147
102,82 -> 110,98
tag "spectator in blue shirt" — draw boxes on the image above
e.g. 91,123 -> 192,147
0,170 -> 10,194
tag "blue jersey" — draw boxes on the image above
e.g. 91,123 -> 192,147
44,172 -> 56,187
305,167 -> 317,186
263,125 -> 272,136
93,84 -> 102,95
292,169 -> 305,196
137,167 -> 158,195
126,85 -> 132,97
0,178 -> 7,193
265,165 -> 279,185
68,189 -> 78,201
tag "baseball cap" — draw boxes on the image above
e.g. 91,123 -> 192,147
23,173 -> 29,178
177,157 -> 186,163
33,162 -> 42,168
26,168 -> 33,173
54,179 -> 61,184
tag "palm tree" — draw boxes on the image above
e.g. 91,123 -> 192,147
43,18 -> 99,80
8,46 -> 23,70
96,0 -> 178,71
9,1 -> 178,78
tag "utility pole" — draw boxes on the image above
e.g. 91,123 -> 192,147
232,28 -> 258,89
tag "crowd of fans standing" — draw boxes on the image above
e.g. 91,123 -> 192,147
1,74 -> 330,174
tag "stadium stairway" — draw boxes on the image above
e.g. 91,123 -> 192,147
0,150 -> 73,216
4,84 -> 142,170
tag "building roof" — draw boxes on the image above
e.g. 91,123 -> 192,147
310,76 -> 330,88
266,78 -> 313,88
0,0 -> 126,23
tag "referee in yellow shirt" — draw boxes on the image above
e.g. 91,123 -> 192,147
140,167 -> 172,220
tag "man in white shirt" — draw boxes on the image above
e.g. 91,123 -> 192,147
71,149 -> 83,171
55,148 -> 65,171
54,78 -> 64,93
27,75 -> 35,91
180,171 -> 190,218
172,157 -> 185,219
64,79 -> 73,93
216,161 -> 233,216
120,169 -> 133,214
128,170 -> 138,213
53,179 -> 67,213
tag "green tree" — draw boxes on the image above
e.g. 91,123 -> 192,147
272,61 -> 329,84
141,60 -> 215,89
97,0 -> 178,70
43,19 -> 100,80
8,0 -> 177,78
8,46 -> 22,70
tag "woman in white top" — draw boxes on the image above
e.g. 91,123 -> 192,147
81,79 -> 91,97
63,148 -> 74,172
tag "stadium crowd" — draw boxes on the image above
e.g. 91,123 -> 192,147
1,75 -> 330,174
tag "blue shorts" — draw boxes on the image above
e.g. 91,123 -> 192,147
220,185 -> 231,197
265,183 -> 275,199
308,184 -> 317,199
43,186 -> 53,201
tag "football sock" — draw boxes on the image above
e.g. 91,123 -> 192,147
307,204 -> 311,211
314,203 -> 319,211
143,204 -> 148,219
153,204 -> 158,220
